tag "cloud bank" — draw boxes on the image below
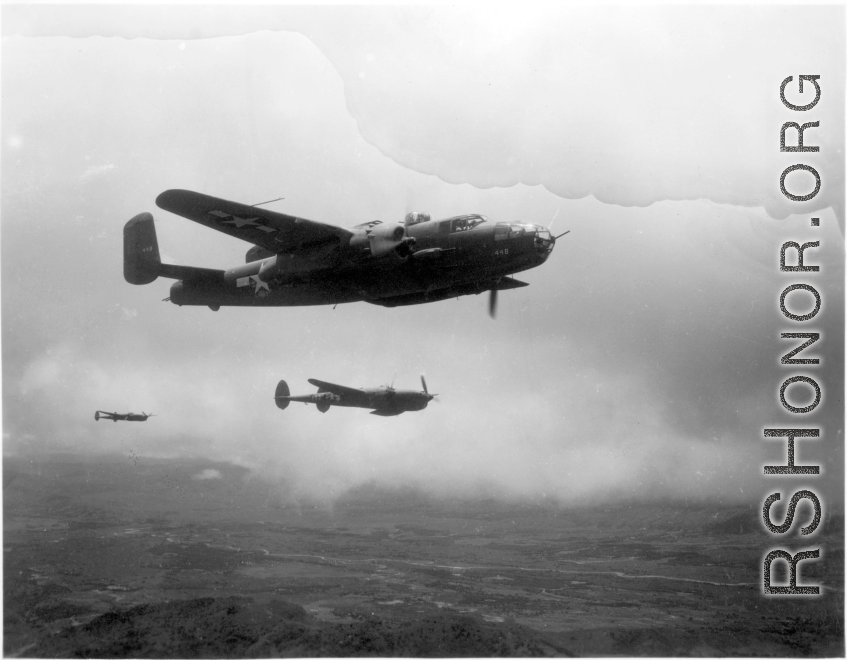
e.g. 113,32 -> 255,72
4,4 -> 844,224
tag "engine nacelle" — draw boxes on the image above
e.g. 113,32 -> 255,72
368,222 -> 410,257
257,256 -> 279,282
246,245 -> 275,263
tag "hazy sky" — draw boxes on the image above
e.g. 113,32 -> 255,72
3,5 -> 843,507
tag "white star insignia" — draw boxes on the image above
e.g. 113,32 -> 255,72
249,275 -> 270,294
208,209 -> 272,230
223,216 -> 261,228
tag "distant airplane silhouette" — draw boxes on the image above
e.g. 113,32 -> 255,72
94,411 -> 154,422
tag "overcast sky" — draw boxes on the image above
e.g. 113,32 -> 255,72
3,5 -> 843,507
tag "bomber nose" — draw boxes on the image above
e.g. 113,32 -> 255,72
533,225 -> 555,256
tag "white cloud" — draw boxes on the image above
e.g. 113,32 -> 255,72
193,469 -> 222,480
79,163 -> 115,183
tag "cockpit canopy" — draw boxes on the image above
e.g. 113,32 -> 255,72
442,214 -> 488,232
405,212 -> 488,233
405,211 -> 431,226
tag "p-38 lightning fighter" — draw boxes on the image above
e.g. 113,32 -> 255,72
124,189 -> 563,317
94,410 -> 154,422
275,376 -> 436,416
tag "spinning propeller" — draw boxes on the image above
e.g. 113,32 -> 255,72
486,227 -> 569,319
421,374 -> 438,401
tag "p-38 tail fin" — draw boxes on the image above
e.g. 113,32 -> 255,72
274,380 -> 291,410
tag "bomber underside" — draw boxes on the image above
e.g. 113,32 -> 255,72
168,261 -> 534,308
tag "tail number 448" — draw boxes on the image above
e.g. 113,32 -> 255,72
494,248 -> 509,256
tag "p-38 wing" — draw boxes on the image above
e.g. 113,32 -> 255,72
156,189 -> 353,255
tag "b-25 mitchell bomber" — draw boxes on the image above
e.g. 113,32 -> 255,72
275,376 -> 436,416
125,189 -> 562,317
94,411 -> 154,422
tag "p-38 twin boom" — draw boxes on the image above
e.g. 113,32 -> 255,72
124,190 -> 562,316
275,376 -> 436,416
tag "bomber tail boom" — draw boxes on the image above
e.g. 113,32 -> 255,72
124,212 -> 226,287
124,213 -> 161,285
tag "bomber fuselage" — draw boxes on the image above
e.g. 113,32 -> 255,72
167,216 -> 555,308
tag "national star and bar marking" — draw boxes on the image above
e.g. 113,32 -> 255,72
208,209 -> 276,231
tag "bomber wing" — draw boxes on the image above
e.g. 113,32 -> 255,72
307,379 -> 372,407
156,189 -> 354,255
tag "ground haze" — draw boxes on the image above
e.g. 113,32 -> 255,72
4,454 -> 843,657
